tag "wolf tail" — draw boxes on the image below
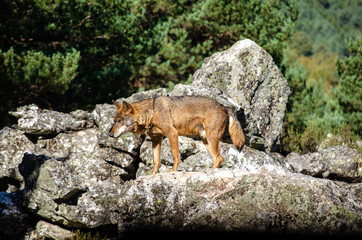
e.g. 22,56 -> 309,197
226,108 -> 245,151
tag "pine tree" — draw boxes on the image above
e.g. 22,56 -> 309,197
335,38 -> 362,135
136,0 -> 298,88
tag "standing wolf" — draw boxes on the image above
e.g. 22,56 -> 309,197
109,96 -> 245,174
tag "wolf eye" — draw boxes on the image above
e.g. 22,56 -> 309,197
117,119 -> 123,123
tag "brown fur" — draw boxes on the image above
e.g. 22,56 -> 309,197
109,96 -> 245,174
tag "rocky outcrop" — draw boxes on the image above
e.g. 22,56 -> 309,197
118,167 -> 361,234
1,39 -> 361,239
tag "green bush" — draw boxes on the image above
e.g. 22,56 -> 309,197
282,122 -> 326,154
0,47 -> 79,94
0,47 -> 80,125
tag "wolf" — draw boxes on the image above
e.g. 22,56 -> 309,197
109,96 -> 245,174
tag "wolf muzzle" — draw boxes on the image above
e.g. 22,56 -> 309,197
108,128 -> 115,138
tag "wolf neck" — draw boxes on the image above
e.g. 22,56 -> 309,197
132,99 -> 154,134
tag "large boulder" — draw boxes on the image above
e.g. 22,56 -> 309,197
0,126 -> 137,230
170,39 -> 290,151
117,166 -> 361,235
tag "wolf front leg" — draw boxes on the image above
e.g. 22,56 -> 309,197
151,135 -> 163,174
165,129 -> 181,172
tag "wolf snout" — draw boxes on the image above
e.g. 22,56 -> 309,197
108,128 -> 114,138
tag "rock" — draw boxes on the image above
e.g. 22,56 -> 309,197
20,153 -> 120,228
7,128 -> 136,229
27,220 -> 74,240
0,127 -> 34,191
32,128 -> 133,180
286,146 -> 362,183
120,88 -> 167,104
137,136 -> 291,176
117,166 -> 361,234
1,110 -> 140,230
139,136 -> 204,167
9,104 -> 94,135
170,39 -> 290,151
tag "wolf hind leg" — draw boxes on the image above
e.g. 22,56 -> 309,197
209,141 -> 223,169
201,130 -> 223,169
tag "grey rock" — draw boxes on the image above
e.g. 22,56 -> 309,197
286,145 -> 362,182
32,129 -> 132,180
139,136 -> 203,166
0,124 -> 136,230
6,128 -> 135,229
0,127 -> 34,191
20,154 -> 120,228
119,88 -> 168,104
170,83 -> 240,110
9,104 -> 94,135
170,39 -> 290,151
27,220 -> 75,240
117,166 -> 362,234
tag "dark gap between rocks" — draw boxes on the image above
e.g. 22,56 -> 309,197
24,132 -> 59,144
54,189 -> 87,206
0,177 -> 21,192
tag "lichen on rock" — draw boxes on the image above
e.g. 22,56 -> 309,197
117,167 -> 362,234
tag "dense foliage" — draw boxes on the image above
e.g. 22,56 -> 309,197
1,0 -> 297,126
281,0 -> 361,153
0,0 -> 360,153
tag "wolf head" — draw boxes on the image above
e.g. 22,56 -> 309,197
109,100 -> 136,138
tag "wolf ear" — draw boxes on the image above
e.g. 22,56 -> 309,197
122,101 -> 134,114
112,100 -> 122,109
